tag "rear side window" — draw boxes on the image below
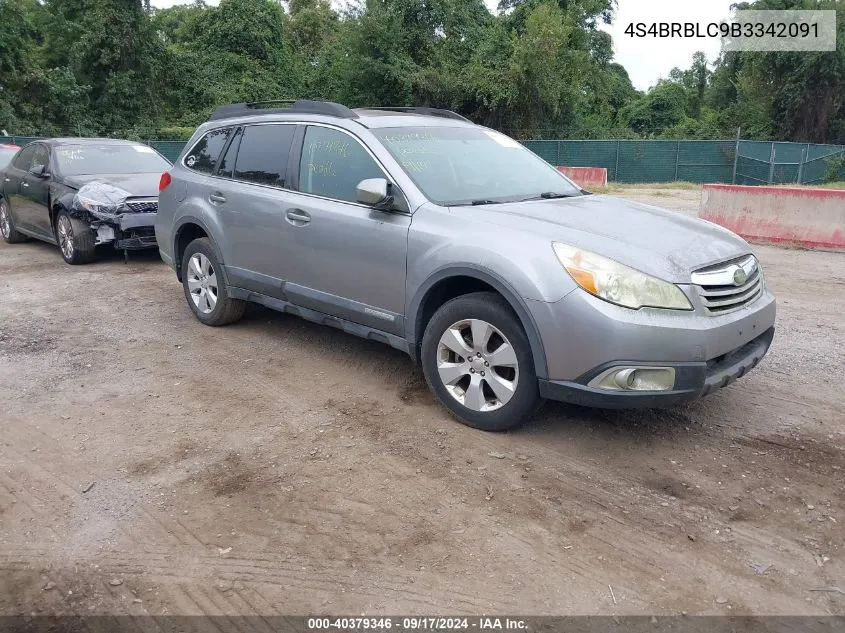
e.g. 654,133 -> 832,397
216,128 -> 241,178
12,145 -> 36,171
184,128 -> 231,174
298,126 -> 384,203
233,124 -> 296,188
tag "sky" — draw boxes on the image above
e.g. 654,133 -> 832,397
150,0 -> 737,92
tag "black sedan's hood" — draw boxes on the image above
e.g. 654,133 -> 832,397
61,173 -> 161,198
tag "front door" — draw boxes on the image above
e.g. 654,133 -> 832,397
281,124 -> 411,335
18,143 -> 53,237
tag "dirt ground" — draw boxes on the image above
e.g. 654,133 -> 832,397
1,188 -> 843,617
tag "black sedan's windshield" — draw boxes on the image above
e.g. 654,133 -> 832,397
55,144 -> 171,176
373,126 -> 582,205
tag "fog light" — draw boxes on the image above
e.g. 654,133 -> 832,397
588,366 -> 676,392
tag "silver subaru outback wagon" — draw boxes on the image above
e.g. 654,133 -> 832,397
155,100 -> 776,431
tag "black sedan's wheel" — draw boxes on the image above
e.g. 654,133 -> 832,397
0,199 -> 27,244
181,237 -> 246,326
421,292 -> 542,431
55,210 -> 97,265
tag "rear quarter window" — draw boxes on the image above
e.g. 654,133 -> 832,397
184,128 -> 232,175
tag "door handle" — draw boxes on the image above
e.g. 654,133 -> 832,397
209,193 -> 226,204
285,209 -> 311,225
21,182 -> 29,188
3,178 -> 9,182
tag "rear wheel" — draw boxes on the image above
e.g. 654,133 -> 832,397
0,199 -> 27,244
421,292 -> 542,431
55,210 -> 97,264
181,237 -> 246,326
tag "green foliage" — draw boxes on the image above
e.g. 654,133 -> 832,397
824,152 -> 845,182
0,0 -> 842,143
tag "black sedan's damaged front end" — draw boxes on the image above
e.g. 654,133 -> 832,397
70,183 -> 157,250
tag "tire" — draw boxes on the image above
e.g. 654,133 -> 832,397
55,209 -> 97,264
0,199 -> 27,244
181,237 -> 246,326
421,291 -> 542,431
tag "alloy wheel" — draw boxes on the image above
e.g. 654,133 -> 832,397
436,318 -> 519,412
57,216 -> 74,259
0,202 -> 9,239
186,253 -> 218,314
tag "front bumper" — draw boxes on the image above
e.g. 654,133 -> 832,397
90,213 -> 158,250
538,326 -> 774,408
528,282 -> 776,408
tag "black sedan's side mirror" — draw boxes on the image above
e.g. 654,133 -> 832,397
29,164 -> 48,178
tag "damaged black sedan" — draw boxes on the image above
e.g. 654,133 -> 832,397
0,138 -> 171,264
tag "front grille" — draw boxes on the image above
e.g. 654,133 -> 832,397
125,199 -> 158,214
691,255 -> 764,315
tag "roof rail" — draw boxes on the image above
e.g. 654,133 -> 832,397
208,99 -> 359,121
362,107 -> 471,122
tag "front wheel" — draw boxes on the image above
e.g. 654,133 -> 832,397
0,199 -> 27,244
55,210 -> 96,264
421,292 -> 542,431
181,237 -> 246,326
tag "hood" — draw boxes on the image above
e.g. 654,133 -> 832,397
61,173 -> 161,198
452,194 -> 751,283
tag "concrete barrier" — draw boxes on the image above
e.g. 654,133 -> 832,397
699,184 -> 845,250
556,166 -> 608,189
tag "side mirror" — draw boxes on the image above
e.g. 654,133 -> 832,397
356,178 -> 394,210
29,164 -> 47,178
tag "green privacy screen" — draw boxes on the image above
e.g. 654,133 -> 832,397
2,135 -> 843,185
522,139 -> 844,185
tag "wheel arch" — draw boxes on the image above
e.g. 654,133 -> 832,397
52,191 -> 77,230
173,216 -> 225,283
407,266 -> 549,380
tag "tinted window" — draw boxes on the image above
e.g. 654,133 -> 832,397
298,126 -> 384,203
216,128 -> 241,178
234,124 -> 296,188
12,145 -> 37,171
30,145 -> 49,171
54,144 -> 171,176
185,128 -> 231,174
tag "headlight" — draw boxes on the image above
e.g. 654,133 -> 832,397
73,182 -> 130,218
552,242 -> 692,310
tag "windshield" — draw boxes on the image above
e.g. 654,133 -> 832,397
373,126 -> 582,205
55,144 -> 171,176
0,148 -> 18,170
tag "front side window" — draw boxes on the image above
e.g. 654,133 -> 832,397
54,144 -> 171,176
184,128 -> 231,175
373,126 -> 582,205
234,124 -> 296,188
30,145 -> 49,171
298,126 -> 384,203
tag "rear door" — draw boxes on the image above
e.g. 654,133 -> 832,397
206,122 -> 300,297
2,145 -> 37,234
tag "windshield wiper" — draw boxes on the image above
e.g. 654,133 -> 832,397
468,199 -> 502,206
520,191 -> 581,201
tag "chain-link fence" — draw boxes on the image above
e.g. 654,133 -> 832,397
3,134 -> 844,185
